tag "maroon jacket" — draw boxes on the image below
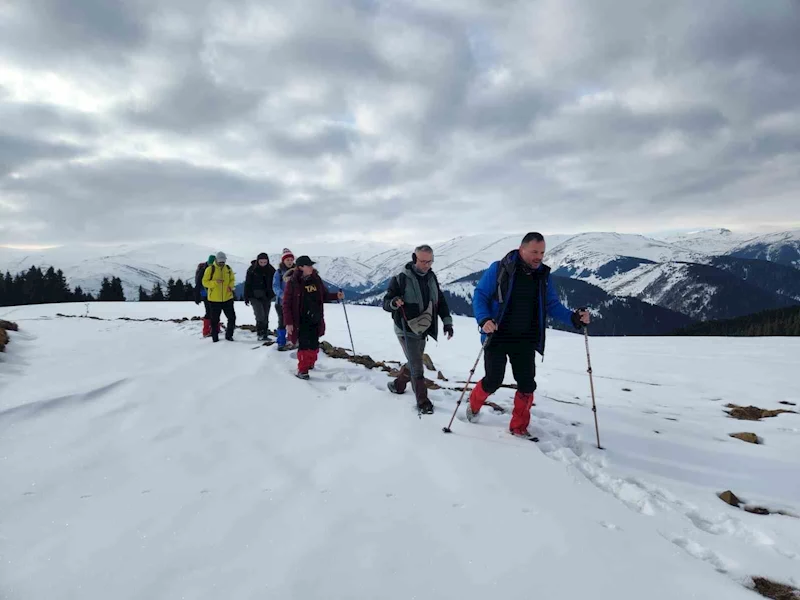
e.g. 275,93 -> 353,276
282,269 -> 339,343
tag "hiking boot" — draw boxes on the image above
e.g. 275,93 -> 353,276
295,371 -> 310,380
466,404 -> 479,423
510,427 -> 538,441
388,365 -> 411,394
414,378 -> 433,414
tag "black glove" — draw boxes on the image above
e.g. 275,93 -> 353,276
391,297 -> 403,310
571,307 -> 588,329
444,324 -> 454,338
244,298 -> 250,306
194,299 -> 201,305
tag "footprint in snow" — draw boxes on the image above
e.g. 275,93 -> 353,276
600,521 -> 622,531
666,535 -> 735,574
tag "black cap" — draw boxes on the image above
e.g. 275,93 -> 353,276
295,255 -> 315,267
257,252 -> 269,261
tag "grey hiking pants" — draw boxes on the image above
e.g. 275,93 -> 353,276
251,295 -> 271,330
396,333 -> 426,380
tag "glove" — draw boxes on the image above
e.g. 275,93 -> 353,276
244,299 -> 250,306
444,324 -> 454,339
194,300 -> 201,305
391,297 -> 404,310
571,307 -> 588,329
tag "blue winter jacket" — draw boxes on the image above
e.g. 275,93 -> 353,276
473,250 -> 575,355
273,267 -> 289,302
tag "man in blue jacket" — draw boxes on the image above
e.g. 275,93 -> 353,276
468,232 -> 590,438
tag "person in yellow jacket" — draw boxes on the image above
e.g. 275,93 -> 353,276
202,251 -> 237,342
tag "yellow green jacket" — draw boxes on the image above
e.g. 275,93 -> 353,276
202,263 -> 236,303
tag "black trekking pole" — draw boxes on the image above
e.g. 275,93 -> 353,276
339,288 -> 356,356
583,325 -> 603,450
442,333 -> 491,434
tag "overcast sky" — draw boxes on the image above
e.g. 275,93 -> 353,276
1,0 -> 799,254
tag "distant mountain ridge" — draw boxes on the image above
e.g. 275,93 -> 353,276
2,228 -> 799,335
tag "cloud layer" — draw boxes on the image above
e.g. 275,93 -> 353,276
2,0 -> 799,251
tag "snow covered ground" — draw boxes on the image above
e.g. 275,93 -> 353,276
1,302 -> 799,600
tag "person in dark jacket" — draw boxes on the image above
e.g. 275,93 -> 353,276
244,252 -> 276,340
467,232 -> 590,438
282,255 -> 344,379
194,254 -> 216,337
272,248 -> 295,350
382,244 -> 453,414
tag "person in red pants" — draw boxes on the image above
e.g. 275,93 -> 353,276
282,255 -> 344,379
467,232 -> 590,438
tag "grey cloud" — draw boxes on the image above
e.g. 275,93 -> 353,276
0,134 -> 85,176
0,95 -> 99,139
124,67 -> 263,133
0,0 -> 149,68
267,125 -> 358,160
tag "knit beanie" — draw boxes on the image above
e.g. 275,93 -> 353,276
207,254 -> 216,265
216,251 -> 227,263
257,252 -> 269,261
281,248 -> 294,263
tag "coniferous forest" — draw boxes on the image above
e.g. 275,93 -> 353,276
672,305 -> 800,336
0,266 -> 197,306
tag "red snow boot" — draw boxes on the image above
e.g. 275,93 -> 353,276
509,391 -> 535,436
309,348 -> 319,370
202,318 -> 211,337
297,350 -> 315,375
466,379 -> 491,421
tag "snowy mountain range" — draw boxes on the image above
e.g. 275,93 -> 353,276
2,228 -> 799,333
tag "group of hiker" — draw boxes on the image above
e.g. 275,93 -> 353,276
194,248 -> 344,377
193,232 -> 590,439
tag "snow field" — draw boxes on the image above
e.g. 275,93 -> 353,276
1,302 -> 798,599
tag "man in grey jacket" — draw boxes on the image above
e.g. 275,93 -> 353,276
382,244 -> 454,414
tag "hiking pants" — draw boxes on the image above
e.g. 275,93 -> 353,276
396,333 -> 426,380
481,338 -> 536,394
209,299 -> 236,340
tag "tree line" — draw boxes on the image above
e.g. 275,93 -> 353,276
0,265 -> 200,306
137,278 -> 195,302
0,266 -> 96,306
673,305 -> 800,336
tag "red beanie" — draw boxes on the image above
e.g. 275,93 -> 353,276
281,248 -> 294,263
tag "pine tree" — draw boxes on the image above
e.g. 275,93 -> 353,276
110,277 -> 126,301
23,266 -> 46,304
0,271 -> 16,306
166,278 -> 177,301
173,279 -> 185,301
138,286 -> 150,302
183,281 -> 194,300
98,277 -> 112,301
150,283 -> 165,302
